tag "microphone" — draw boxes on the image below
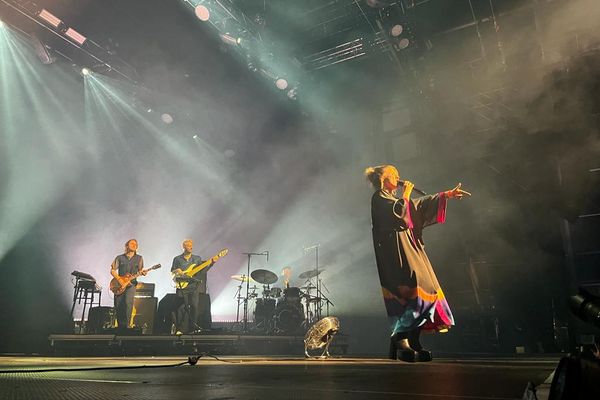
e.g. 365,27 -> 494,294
399,180 -> 427,196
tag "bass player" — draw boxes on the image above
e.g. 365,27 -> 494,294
171,239 -> 220,333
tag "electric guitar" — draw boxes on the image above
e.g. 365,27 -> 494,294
110,264 -> 161,295
172,249 -> 228,289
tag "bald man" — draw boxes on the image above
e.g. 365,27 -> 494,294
171,240 -> 217,333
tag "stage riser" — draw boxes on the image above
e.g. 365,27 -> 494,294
47,335 -> 349,357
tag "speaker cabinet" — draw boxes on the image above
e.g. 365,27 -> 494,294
155,294 -> 182,334
131,297 -> 157,334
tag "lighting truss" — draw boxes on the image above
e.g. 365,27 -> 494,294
302,29 -> 406,71
180,0 -> 302,98
1,0 -> 137,83
303,38 -> 367,70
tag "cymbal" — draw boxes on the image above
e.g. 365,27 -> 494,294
298,269 -> 324,279
250,269 -> 278,285
230,274 -> 254,282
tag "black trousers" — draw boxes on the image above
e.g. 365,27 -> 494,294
114,284 -> 136,329
176,287 -> 211,332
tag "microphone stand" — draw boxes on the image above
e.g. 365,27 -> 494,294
319,280 -> 334,317
234,279 -> 244,330
304,244 -> 323,320
241,251 -> 268,333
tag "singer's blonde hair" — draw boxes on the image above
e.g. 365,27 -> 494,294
364,165 -> 398,189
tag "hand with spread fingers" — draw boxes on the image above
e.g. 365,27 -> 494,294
444,183 -> 471,200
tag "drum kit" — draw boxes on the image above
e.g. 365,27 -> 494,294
231,267 -> 334,335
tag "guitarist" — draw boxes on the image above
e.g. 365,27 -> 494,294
171,239 -> 218,333
110,239 -> 146,331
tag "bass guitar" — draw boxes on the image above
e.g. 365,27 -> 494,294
110,264 -> 161,295
173,249 -> 228,289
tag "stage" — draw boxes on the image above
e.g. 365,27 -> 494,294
46,332 -> 350,356
0,355 -> 556,400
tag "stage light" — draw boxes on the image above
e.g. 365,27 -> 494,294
65,28 -> 86,46
161,113 -> 174,124
38,9 -> 62,28
195,5 -> 210,21
246,55 -> 258,72
304,317 -> 340,358
224,149 -> 235,158
275,78 -> 288,90
81,68 -> 91,76
253,13 -> 265,28
219,33 -> 241,46
287,87 -> 298,100
390,24 -> 403,37
30,35 -> 55,65
397,38 -> 410,49
192,134 -> 199,139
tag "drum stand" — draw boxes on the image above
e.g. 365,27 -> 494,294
234,280 -> 244,330
241,251 -> 268,333
317,280 -> 334,318
301,279 -> 334,332
233,278 -> 257,332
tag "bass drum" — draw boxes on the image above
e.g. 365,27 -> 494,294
87,306 -> 116,333
283,287 -> 301,301
254,298 -> 276,323
276,300 -> 304,333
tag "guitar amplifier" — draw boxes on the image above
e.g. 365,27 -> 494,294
135,282 -> 155,298
131,297 -> 157,334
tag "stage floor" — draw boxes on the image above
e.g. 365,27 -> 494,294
0,355 -> 556,400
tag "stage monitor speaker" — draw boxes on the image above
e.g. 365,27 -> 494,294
87,306 -> 116,334
155,294 -> 183,334
131,297 -> 157,334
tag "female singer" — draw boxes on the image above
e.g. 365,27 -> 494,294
365,165 -> 470,362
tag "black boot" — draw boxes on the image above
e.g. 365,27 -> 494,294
388,334 -> 399,360
408,329 -> 432,362
397,338 -> 418,362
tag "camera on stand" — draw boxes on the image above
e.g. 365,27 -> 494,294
549,289 -> 600,400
